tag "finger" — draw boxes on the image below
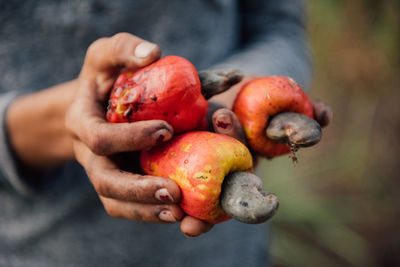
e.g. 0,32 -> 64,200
66,80 -> 175,155
199,69 -> 243,99
83,33 -> 161,75
212,108 -> 247,144
84,119 -> 173,155
73,140 -> 181,204
312,99 -> 333,128
100,196 -> 184,223
180,216 -> 214,237
67,98 -> 174,154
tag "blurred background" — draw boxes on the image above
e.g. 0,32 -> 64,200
259,0 -> 400,266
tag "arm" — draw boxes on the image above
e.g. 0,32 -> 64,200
6,80 -> 77,170
0,82 -> 77,195
2,33 -> 245,237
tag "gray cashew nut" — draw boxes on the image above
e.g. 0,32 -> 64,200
220,171 -> 279,224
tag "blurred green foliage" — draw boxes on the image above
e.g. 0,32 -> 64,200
260,0 -> 400,266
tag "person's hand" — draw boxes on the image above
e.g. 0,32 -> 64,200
311,99 -> 333,128
65,34 -> 248,237
66,33 -> 187,226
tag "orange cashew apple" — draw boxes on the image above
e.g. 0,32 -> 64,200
140,131 -> 279,224
233,76 -> 322,158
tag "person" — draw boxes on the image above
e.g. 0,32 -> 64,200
0,0 -> 321,266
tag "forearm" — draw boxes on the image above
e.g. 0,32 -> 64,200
6,80 -> 77,170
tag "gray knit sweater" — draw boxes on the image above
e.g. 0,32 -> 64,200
0,0 -> 311,266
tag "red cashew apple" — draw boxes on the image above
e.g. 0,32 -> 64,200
233,76 -> 322,158
107,55 -> 208,133
140,131 -> 279,224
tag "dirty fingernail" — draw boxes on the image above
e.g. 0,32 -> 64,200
155,188 -> 174,203
183,233 -> 196,238
152,129 -> 172,143
135,42 -> 157,58
214,114 -> 233,132
159,210 -> 177,223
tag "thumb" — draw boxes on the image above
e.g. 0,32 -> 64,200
83,32 -> 161,75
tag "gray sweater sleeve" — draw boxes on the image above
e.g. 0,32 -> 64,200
0,92 -> 38,196
214,0 -> 312,89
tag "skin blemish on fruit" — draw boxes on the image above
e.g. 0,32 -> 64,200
239,201 -> 249,207
181,143 -> 192,153
197,184 -> 207,190
125,71 -> 134,78
204,165 -> 212,173
107,100 -> 112,111
194,172 -> 209,180
123,106 -> 133,118
163,112 -> 168,117
150,95 -> 157,101
121,90 -> 138,104
184,159 -> 189,164
149,162 -> 158,173
114,87 -> 123,96
132,102 -> 141,112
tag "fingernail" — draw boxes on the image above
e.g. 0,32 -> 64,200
214,114 -> 233,132
155,188 -> 174,203
135,42 -> 157,58
183,233 -> 196,238
159,210 -> 177,223
152,129 -> 172,143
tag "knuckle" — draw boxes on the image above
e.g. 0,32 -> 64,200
87,37 -> 107,59
90,172 -> 109,197
103,203 -> 119,218
93,178 -> 106,196
87,131 -> 109,155
124,185 -> 140,201
126,177 -> 151,200
64,105 -> 79,135
110,33 -> 132,59
130,209 -> 145,222
87,134 -> 103,154
64,109 -> 74,133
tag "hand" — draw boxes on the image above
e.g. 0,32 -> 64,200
210,75 -> 332,148
66,36 -> 248,237
66,33 -> 185,225
311,99 -> 333,128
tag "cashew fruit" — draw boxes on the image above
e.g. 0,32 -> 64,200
140,131 -> 253,224
107,55 -> 208,133
232,76 -> 318,158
